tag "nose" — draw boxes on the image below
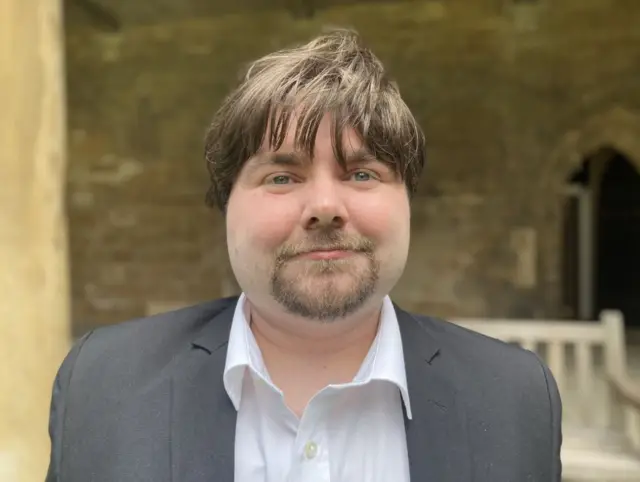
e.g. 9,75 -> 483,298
301,179 -> 348,231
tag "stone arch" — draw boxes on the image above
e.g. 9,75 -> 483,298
540,106 -> 640,319
545,106 -> 640,190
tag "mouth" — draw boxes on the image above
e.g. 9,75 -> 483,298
295,249 -> 355,261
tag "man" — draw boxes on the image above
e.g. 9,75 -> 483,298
46,30 -> 562,482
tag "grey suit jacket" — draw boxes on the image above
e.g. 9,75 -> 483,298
45,297 -> 562,482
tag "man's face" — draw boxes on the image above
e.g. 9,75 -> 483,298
226,113 -> 411,321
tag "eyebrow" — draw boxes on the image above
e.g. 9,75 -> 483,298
245,148 -> 381,172
344,148 -> 378,166
245,152 -> 306,171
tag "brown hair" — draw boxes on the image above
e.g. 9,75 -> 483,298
204,29 -> 426,210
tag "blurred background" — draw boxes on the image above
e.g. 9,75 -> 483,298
1,0 -> 639,480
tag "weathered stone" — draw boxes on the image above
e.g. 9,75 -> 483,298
63,0 -> 640,332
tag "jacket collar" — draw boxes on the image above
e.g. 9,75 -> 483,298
170,296 -> 471,482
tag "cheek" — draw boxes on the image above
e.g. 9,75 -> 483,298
350,193 -> 410,244
227,191 -> 300,252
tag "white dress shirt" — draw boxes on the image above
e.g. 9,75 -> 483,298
223,293 -> 411,482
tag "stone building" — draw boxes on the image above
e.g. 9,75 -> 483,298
64,0 -> 640,336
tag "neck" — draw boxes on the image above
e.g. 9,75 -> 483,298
247,299 -> 382,359
246,298 -> 383,415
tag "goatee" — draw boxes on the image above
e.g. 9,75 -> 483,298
270,229 -> 379,321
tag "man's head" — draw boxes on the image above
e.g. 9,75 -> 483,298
204,30 -> 425,322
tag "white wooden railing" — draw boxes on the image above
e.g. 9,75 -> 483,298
452,310 -> 640,480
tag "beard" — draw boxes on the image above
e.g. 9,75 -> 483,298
269,229 -> 379,321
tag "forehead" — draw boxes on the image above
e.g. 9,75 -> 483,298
259,111 -> 364,154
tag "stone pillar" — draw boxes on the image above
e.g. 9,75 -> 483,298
0,0 -> 71,481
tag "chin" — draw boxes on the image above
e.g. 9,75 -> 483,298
288,269 -> 367,290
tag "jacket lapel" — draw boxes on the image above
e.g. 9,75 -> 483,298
169,299 -> 471,482
170,299 -> 238,482
396,306 -> 473,482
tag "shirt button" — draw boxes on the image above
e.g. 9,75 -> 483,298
304,441 -> 318,460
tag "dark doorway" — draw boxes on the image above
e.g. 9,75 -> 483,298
597,152 -> 640,327
562,148 -> 640,327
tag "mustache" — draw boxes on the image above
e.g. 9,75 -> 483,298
275,232 -> 375,262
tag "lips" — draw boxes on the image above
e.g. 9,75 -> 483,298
297,249 -> 354,260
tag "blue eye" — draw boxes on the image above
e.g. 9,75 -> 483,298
271,175 -> 291,185
352,171 -> 372,182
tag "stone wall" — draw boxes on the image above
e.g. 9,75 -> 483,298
64,0 -> 640,334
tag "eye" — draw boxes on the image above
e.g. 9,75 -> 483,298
268,174 -> 293,185
350,170 -> 377,182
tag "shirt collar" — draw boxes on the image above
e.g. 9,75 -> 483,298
222,293 -> 412,418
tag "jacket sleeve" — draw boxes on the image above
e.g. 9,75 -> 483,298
541,361 -> 563,481
45,331 -> 94,482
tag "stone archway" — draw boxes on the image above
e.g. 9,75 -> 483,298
541,107 -> 640,320
546,107 -> 640,187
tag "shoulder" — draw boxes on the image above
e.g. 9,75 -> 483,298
412,311 -> 545,368
61,297 -> 238,385
408,312 -> 559,405
404,312 -> 562,475
79,296 -> 237,356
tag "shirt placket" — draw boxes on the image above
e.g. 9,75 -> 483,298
287,393 -> 331,482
